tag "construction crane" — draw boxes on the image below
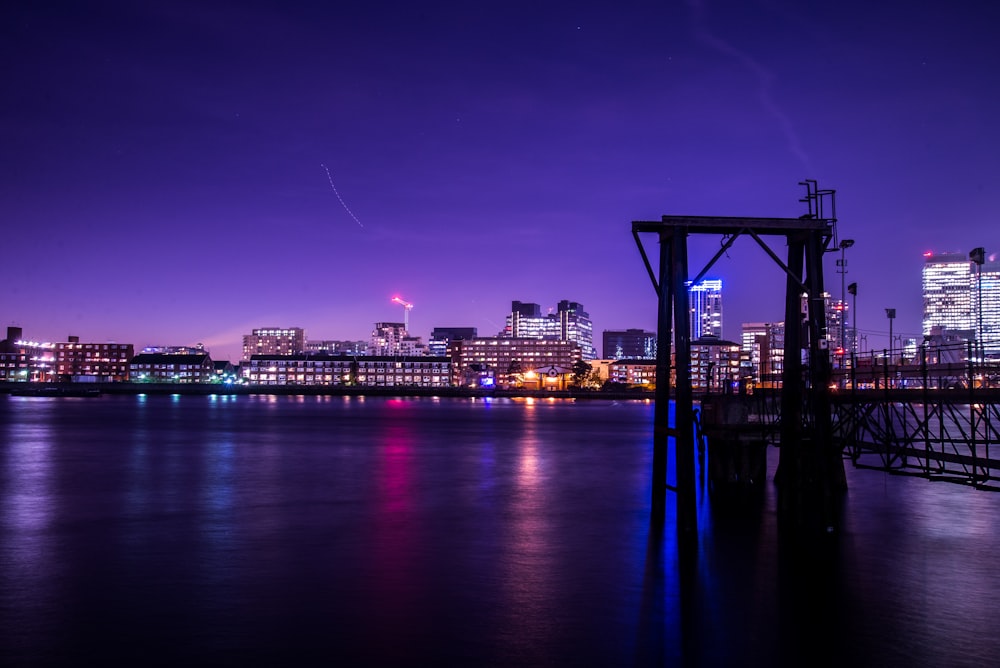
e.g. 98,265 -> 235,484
392,296 -> 414,331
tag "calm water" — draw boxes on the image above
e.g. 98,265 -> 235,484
2,394 -> 999,667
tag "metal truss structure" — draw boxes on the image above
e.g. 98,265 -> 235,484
834,388 -> 1000,489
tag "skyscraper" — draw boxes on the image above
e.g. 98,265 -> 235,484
741,322 -> 784,387
504,301 -> 547,339
982,257 -> 1000,353
922,252 -> 974,338
688,279 -> 723,339
501,300 -> 596,360
556,300 -> 595,360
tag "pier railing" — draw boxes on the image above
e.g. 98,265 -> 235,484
832,387 -> 1000,489
697,386 -> 1000,490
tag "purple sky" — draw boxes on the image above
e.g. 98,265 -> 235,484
3,1 -> 999,362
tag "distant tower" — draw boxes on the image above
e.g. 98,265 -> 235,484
688,279 -> 723,339
921,252 -> 974,338
983,255 -> 1000,354
505,301 -> 544,338
556,300 -> 595,360
501,299 -> 595,359
741,322 -> 785,387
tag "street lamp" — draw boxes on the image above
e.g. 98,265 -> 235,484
848,282 -> 858,354
836,239 -> 855,374
885,308 -> 896,366
837,240 -> 855,358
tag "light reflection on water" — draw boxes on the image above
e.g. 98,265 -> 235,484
1,394 -> 1000,666
1,400 -> 61,652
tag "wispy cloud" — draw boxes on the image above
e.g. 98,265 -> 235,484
686,0 -> 813,173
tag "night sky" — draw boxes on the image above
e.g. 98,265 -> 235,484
4,1 -> 998,362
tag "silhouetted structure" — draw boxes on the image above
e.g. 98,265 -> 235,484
633,181 -> 844,534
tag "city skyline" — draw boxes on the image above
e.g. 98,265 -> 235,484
10,246 -> 997,365
4,1 -> 999,362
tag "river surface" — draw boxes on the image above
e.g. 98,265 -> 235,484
2,394 -> 999,666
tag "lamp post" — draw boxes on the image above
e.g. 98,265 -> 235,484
848,282 -> 858,354
885,308 -> 896,366
885,308 -> 896,389
837,239 -> 855,363
970,247 -> 985,362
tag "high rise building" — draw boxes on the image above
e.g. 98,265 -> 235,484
741,322 -> 785,387
370,322 -> 407,356
688,279 -> 723,339
922,252 -> 974,338
602,328 -> 656,359
449,337 -> 582,387
800,291 -> 849,357
922,250 -> 1000,355
556,300 -> 595,360
130,353 -> 215,383
504,301 -> 548,338
242,327 -> 305,360
981,257 -> 1000,353
500,300 -> 595,360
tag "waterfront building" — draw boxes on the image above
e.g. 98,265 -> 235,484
242,327 -> 305,360
0,349 -> 32,382
500,300 -> 596,360
129,353 -> 215,383
242,354 -> 451,387
449,337 -> 581,388
741,322 -> 785,387
517,365 -> 576,391
587,359 -> 616,386
608,359 -> 656,388
602,328 -> 656,359
55,336 -> 133,381
213,360 -> 237,382
688,279 -> 723,339
0,327 -> 56,382
0,328 -> 132,382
